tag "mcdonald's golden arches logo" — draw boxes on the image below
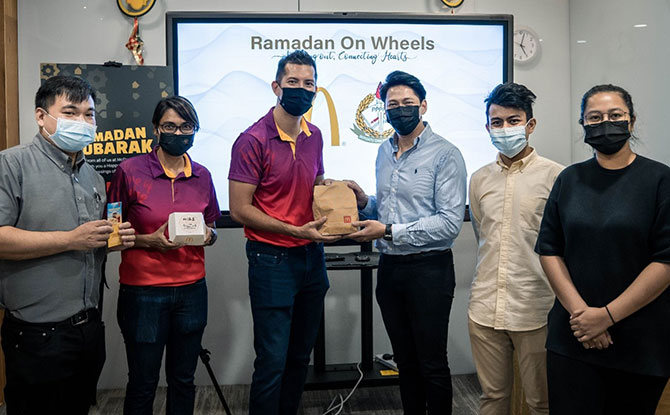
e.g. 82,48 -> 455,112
304,87 -> 340,147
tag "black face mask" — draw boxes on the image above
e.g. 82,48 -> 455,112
386,105 -> 421,136
159,132 -> 194,156
279,87 -> 315,116
583,120 -> 631,155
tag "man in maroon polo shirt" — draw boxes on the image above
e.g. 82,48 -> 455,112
228,50 -> 339,415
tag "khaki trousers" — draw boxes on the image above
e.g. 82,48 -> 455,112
468,318 -> 549,415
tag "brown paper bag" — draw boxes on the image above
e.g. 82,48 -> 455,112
312,181 -> 359,235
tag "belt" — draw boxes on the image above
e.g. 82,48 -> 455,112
247,240 -> 319,253
68,308 -> 98,326
5,308 -> 100,327
381,248 -> 452,263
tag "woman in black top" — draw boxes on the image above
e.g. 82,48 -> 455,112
535,84 -> 670,414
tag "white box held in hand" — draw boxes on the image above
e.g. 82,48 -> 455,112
167,212 -> 206,245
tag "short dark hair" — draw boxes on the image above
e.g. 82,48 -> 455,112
275,50 -> 317,83
485,82 -> 536,122
35,75 -> 96,110
579,84 -> 636,125
151,96 -> 200,131
379,71 -> 426,103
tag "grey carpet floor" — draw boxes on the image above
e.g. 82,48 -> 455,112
0,374 -> 481,414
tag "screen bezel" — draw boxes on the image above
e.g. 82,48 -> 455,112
166,11 -> 514,227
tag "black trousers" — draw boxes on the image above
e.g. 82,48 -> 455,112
547,350 -> 669,415
376,249 -> 455,415
1,310 -> 106,415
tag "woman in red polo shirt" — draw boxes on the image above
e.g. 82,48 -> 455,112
107,96 -> 221,415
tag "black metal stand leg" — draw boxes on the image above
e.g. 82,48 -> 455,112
199,348 -> 233,415
314,306 -> 326,372
361,268 -> 373,371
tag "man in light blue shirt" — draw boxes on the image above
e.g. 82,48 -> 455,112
347,71 -> 467,414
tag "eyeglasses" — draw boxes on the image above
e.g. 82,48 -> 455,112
159,122 -> 196,134
583,110 -> 629,125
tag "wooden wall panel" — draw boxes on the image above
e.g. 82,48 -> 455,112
0,0 -> 19,151
0,0 -> 17,405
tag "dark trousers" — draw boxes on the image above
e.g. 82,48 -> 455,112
377,249 -> 455,415
1,309 -> 106,415
547,350 -> 669,415
117,278 -> 208,415
246,240 -> 329,415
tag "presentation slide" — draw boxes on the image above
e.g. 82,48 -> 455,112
174,17 -> 507,212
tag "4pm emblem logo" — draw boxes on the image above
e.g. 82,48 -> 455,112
117,0 -> 156,17
351,83 -> 394,144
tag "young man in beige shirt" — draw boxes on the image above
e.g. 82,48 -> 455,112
468,83 -> 563,415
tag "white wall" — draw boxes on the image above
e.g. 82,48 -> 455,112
569,0 -> 670,166
17,0 -> 571,388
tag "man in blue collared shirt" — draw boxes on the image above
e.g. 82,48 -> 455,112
347,71 -> 467,414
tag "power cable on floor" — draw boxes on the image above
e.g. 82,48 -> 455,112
322,363 -> 364,415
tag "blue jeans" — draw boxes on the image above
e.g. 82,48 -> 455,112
246,240 -> 329,415
117,278 -> 207,415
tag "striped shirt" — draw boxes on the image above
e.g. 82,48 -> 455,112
361,122 -> 467,255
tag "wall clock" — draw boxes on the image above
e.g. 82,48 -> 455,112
514,27 -> 540,65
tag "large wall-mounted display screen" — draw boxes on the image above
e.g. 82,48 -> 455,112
168,13 -> 512,219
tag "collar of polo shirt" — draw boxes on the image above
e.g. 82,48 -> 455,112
158,153 -> 192,179
275,117 -> 312,159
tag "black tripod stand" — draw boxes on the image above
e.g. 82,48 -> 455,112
199,348 -> 233,415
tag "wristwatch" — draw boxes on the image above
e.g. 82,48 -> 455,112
383,224 -> 393,241
206,227 -> 218,246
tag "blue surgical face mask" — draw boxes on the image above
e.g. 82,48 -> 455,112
42,112 -> 97,153
489,121 -> 530,158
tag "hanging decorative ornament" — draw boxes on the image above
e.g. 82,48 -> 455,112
117,0 -> 156,65
125,17 -> 145,65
